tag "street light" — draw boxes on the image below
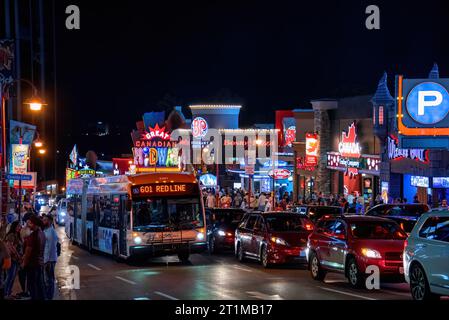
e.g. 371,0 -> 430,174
24,96 -> 45,111
34,140 -> 43,148
38,149 -> 47,155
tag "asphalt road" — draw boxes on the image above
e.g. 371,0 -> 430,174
54,227 -> 413,301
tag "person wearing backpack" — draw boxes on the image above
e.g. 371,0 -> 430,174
42,214 -> 59,300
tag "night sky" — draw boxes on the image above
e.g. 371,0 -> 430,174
54,0 -> 449,155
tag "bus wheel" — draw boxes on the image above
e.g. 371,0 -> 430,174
178,252 -> 190,263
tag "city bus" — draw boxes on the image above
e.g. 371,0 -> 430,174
65,172 -> 207,262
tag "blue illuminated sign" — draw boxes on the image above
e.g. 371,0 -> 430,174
433,177 -> 449,188
406,82 -> 449,125
410,176 -> 429,188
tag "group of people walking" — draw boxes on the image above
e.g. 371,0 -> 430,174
0,206 -> 59,300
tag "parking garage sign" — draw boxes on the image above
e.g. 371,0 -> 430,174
406,82 -> 449,125
398,77 -> 449,149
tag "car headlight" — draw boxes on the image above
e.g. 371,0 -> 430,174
361,248 -> 382,259
134,236 -> 142,245
217,230 -> 226,237
60,211 -> 66,217
271,237 -> 289,246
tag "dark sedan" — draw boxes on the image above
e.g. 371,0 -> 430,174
206,208 -> 247,253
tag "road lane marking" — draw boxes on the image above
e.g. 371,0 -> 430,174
246,291 -> 284,300
154,291 -> 179,300
87,264 -> 102,271
379,289 -> 411,298
115,276 -> 137,285
232,265 -> 253,273
318,287 -> 377,300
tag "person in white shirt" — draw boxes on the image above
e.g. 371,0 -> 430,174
258,193 -> 267,211
206,192 -> 216,208
42,215 -> 59,300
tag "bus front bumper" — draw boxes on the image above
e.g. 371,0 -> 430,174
129,242 -> 207,257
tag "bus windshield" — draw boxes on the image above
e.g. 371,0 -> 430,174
133,196 -> 204,231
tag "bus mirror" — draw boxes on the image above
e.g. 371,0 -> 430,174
126,200 -> 132,212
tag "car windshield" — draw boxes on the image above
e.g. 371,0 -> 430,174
385,206 -> 428,217
211,211 -> 245,226
265,215 -> 309,232
350,221 -> 407,240
133,197 -> 204,231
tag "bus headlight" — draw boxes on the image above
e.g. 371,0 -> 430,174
134,236 -> 142,245
196,232 -> 205,241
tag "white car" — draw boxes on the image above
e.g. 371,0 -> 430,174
404,210 -> 449,300
56,199 -> 69,226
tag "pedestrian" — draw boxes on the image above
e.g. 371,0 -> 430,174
413,195 -> 420,204
0,215 -> 8,241
22,215 -> 46,300
233,192 -> 243,208
206,192 -> 216,208
258,193 -> 267,211
220,193 -> 232,208
0,237 -> 12,300
42,215 -> 58,300
439,199 -> 448,210
3,221 -> 23,299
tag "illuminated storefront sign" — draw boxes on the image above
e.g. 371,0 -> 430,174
268,169 -> 292,180
191,117 -> 208,138
411,176 -> 429,188
327,152 -> 380,176
131,183 -> 196,197
433,177 -> 449,188
387,136 -> 429,163
338,122 -> 361,158
305,133 -> 319,166
11,144 -> 29,174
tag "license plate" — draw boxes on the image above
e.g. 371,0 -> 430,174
399,267 -> 404,274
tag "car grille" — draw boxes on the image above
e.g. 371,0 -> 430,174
385,252 -> 403,266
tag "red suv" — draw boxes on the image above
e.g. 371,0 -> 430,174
307,215 -> 407,288
235,212 -> 314,267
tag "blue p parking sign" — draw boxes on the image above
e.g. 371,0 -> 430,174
406,82 -> 449,125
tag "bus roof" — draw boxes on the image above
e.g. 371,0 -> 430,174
66,172 -> 198,196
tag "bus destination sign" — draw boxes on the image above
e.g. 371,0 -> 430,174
132,183 -> 196,197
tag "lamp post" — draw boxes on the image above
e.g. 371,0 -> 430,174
0,78 -> 45,216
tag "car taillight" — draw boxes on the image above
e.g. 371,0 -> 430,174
304,223 -> 314,231
404,239 -> 408,251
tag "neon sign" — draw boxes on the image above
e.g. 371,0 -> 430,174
142,124 -> 171,141
191,117 -> 208,138
338,122 -> 361,158
388,136 -> 429,164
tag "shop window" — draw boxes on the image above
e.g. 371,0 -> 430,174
379,106 -> 384,125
